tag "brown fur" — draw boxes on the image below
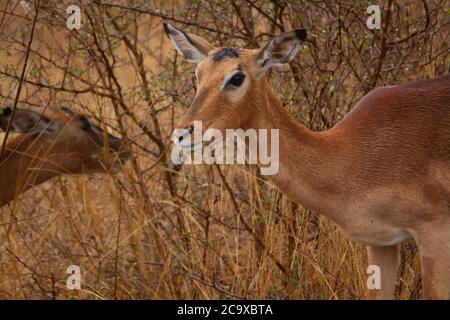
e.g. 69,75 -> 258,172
0,107 -> 129,207
165,24 -> 450,299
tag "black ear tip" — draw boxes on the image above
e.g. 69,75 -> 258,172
1,107 -> 12,117
162,22 -> 171,37
295,29 -> 307,41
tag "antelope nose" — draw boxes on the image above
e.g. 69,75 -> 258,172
173,126 -> 193,143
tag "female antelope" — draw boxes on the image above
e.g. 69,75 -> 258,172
164,23 -> 450,299
0,106 -> 129,207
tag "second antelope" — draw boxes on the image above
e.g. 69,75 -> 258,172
164,23 -> 450,299
0,106 -> 129,208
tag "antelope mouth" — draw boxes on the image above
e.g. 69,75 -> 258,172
91,147 -> 130,174
110,161 -> 124,174
113,149 -> 131,166
108,152 -> 130,174
116,149 -> 131,161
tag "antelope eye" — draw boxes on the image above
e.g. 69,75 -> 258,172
226,73 -> 245,88
79,116 -> 92,132
60,106 -> 72,114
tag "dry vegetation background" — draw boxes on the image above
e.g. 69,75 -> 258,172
0,0 -> 448,299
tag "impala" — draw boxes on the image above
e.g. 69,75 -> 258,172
163,23 -> 450,299
0,106 -> 129,207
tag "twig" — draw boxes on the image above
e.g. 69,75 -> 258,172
0,0 -> 39,159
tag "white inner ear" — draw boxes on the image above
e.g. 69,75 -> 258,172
167,28 -> 206,63
283,43 -> 300,64
262,41 -> 300,67
256,38 -> 301,78
255,51 -> 273,77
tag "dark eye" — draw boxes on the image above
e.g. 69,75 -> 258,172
226,73 -> 245,88
60,106 -> 72,114
79,116 -> 92,132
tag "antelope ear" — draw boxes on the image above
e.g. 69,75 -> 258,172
253,29 -> 307,78
163,23 -> 215,63
0,108 -> 55,136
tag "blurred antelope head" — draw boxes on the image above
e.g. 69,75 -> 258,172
0,105 -> 130,175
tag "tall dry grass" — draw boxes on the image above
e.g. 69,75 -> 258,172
0,0 -> 448,299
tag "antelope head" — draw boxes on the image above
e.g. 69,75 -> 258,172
163,23 -> 307,147
0,106 -> 130,174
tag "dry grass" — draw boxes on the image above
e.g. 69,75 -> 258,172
0,0 -> 448,299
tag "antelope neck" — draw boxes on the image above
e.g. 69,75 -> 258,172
246,78 -> 349,221
0,135 -> 60,207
